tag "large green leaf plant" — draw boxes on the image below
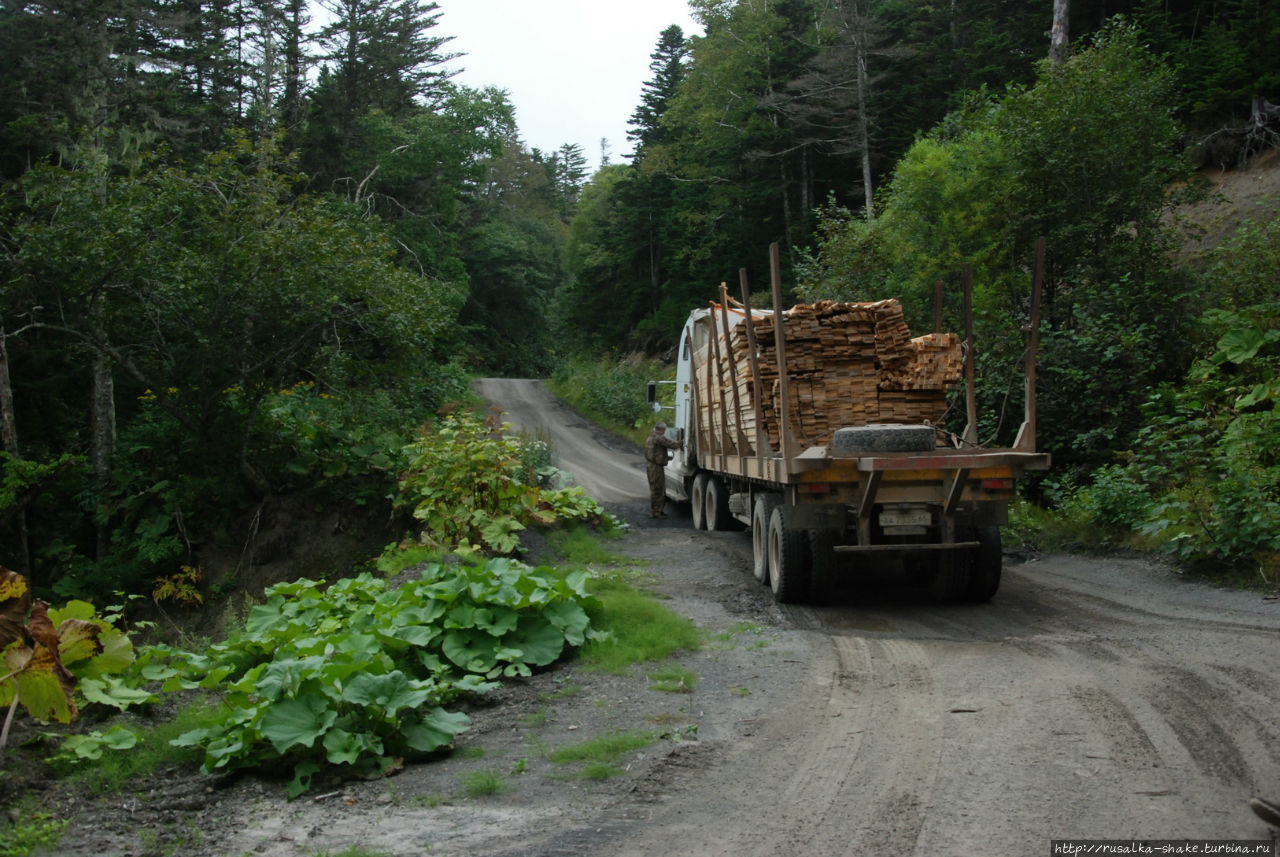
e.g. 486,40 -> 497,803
141,558 -> 603,797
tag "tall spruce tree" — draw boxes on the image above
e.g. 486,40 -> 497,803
627,24 -> 690,156
620,26 -> 689,337
315,0 -> 456,120
553,142 -> 589,214
304,0 -> 457,182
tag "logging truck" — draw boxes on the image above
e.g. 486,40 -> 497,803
647,244 -> 1051,604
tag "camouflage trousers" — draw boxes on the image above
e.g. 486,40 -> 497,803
647,462 -> 667,515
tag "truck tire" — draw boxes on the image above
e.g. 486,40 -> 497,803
832,424 -> 936,453
705,475 -> 735,531
963,526 -> 1002,602
809,529 -> 838,605
751,494 -> 781,583
690,473 -> 709,531
768,505 -> 811,604
931,552 -> 972,603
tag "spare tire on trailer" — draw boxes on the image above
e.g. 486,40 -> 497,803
831,424 -> 936,454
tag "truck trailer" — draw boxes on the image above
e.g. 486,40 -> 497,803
649,244 -> 1051,605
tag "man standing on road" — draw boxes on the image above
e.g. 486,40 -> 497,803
645,422 -> 682,518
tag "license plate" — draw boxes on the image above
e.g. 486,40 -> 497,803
879,509 -> 931,528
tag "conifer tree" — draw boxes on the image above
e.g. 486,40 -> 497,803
627,25 -> 690,156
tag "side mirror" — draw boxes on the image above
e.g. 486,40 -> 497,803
647,380 -> 657,404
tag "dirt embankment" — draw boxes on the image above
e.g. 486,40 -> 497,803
1170,146 -> 1280,259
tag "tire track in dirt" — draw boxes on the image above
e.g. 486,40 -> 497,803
816,637 -> 941,856
578,633 -> 948,857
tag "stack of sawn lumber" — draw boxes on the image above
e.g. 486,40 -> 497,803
700,299 -> 963,453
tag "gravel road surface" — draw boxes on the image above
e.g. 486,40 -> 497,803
466,379 -> 1280,857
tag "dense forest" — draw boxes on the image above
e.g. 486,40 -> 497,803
0,0 -> 1277,603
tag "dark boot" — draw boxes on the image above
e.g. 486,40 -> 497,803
1251,797 -> 1280,827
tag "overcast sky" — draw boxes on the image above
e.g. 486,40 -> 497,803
435,0 -> 702,169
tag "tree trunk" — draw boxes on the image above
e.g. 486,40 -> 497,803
87,293 -> 117,561
837,0 -> 875,217
0,321 -> 16,458
283,0 -> 307,150
0,317 -> 31,577
855,41 -> 874,216
1049,0 -> 1070,66
648,207 -> 660,315
90,349 -> 116,560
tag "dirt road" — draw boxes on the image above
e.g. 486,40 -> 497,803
472,377 -> 650,504
53,379 -> 1280,857
465,380 -> 1280,856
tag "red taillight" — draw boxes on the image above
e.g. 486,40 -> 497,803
799,483 -> 831,494
981,479 -> 1013,491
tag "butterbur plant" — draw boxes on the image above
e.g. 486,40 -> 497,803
139,557 -> 605,797
0,567 -> 150,759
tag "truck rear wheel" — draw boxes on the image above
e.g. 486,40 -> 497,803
705,475 -> 735,531
931,552 -> 972,603
963,527 -> 1002,602
690,473 -> 709,530
768,506 -> 811,604
832,424 -> 936,453
751,494 -> 780,583
809,529 -> 838,605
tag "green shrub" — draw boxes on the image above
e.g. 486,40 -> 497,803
1060,464 -> 1152,532
393,412 -> 621,555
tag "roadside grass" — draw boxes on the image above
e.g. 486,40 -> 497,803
48,696 -> 221,794
648,665 -> 698,693
544,681 -> 583,700
519,706 -> 550,728
547,729 -> 657,780
34,516 -> 698,828
580,761 -> 623,780
580,573 -> 701,673
1007,497 -> 1103,553
0,808 -> 66,857
383,785 -> 445,809
545,521 -> 630,566
459,770 -> 509,798
138,823 -> 203,856
708,621 -> 769,651
540,522 -> 701,674
547,729 -> 655,764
